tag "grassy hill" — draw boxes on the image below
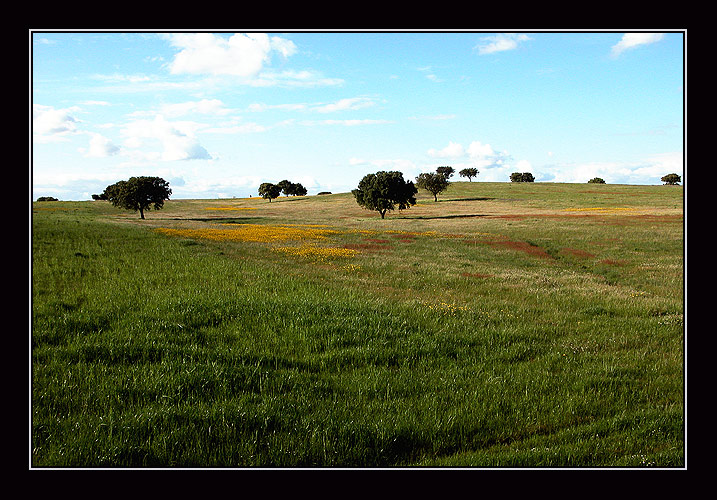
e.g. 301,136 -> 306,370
31,182 -> 684,467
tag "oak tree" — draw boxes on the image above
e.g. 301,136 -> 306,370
415,172 -> 450,202
102,176 -> 171,219
352,171 -> 417,219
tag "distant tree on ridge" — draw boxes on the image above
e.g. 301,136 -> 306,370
661,173 -> 681,185
258,182 -> 282,202
510,172 -> 535,183
436,166 -> 455,179
415,172 -> 450,202
459,168 -> 479,182
102,176 -> 171,219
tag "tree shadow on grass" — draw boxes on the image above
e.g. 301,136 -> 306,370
397,214 -> 491,220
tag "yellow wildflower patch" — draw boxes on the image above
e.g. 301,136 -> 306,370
272,244 -> 358,260
155,223 -> 339,243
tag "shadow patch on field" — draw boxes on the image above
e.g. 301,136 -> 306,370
398,214 -> 491,220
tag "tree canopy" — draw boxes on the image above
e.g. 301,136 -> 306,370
352,171 -> 417,219
102,176 -> 171,219
510,172 -> 535,183
459,168 -> 479,182
436,166 -> 455,179
415,172 -> 450,202
263,180 -> 308,199
661,173 -> 681,185
258,182 -> 282,202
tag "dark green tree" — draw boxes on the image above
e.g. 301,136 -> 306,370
459,168 -> 479,182
276,180 -> 308,196
291,183 -> 308,196
258,182 -> 282,202
352,171 -> 417,219
661,173 -> 681,185
415,172 -> 450,202
436,166 -> 455,179
102,176 -> 171,219
510,172 -> 535,183
588,177 -> 606,184
277,179 -> 293,195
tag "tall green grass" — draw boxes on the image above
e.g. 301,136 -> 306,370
31,184 -> 684,467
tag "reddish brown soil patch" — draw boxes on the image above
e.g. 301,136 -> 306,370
560,248 -> 595,259
461,272 -> 494,278
365,238 -> 391,244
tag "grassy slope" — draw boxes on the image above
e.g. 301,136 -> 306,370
31,182 -> 684,467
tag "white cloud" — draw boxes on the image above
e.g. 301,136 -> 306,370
172,174 -> 264,198
120,115 -> 212,161
270,36 -> 298,59
164,33 -> 296,78
204,121 -> 268,134
536,151 -> 683,184
247,69 -> 344,88
248,97 -> 378,114
475,34 -> 531,55
306,119 -> 391,126
347,157 -> 419,175
82,133 -> 120,158
611,33 -> 665,57
466,141 -> 495,159
515,159 -> 532,171
417,66 -> 444,82
428,141 -> 465,158
80,100 -> 111,106
33,104 -> 81,142
314,97 -> 377,113
429,140 -> 512,168
160,99 -> 233,117
248,102 -> 308,112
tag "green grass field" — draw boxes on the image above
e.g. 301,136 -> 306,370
31,181 -> 684,467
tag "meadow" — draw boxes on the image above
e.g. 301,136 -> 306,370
31,181 -> 684,467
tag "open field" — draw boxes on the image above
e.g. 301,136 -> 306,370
31,182 -> 685,467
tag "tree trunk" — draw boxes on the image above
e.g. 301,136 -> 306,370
433,194 -> 437,202
139,207 -> 145,219
380,210 -> 386,219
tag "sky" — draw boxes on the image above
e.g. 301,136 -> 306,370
31,30 -> 685,200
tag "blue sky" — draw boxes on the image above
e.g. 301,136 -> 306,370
31,31 -> 684,200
